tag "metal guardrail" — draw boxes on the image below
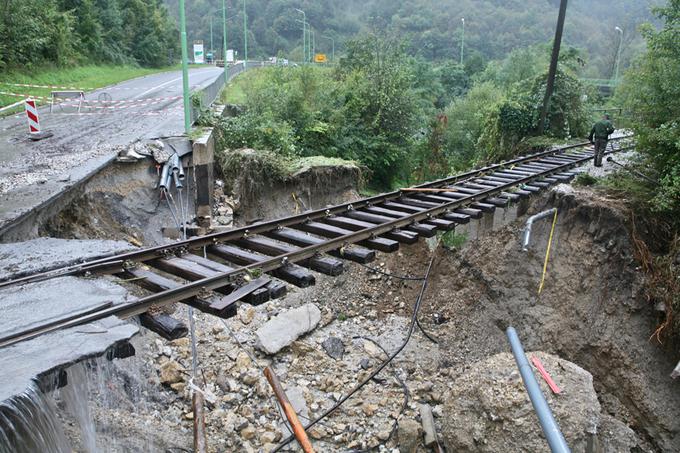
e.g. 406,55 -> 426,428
189,61 -> 247,123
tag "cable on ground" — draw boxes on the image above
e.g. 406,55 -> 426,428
351,335 -> 410,449
416,318 -> 439,344
271,238 -> 441,452
356,261 -> 425,281
537,208 -> 558,295
355,261 -> 437,343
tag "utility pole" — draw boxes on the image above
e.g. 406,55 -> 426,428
295,9 -> 306,63
243,0 -> 248,69
614,26 -> 623,84
538,0 -> 568,134
460,18 -> 465,65
210,17 -> 213,58
312,30 -> 315,60
179,0 -> 191,135
222,0 -> 227,83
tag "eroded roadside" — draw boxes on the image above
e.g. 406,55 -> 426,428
51,184 -> 680,452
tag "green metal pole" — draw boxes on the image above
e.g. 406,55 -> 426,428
460,18 -> 465,65
614,27 -> 623,84
179,0 -> 191,135
243,0 -> 248,69
295,9 -> 306,64
210,17 -> 213,58
222,0 -> 227,83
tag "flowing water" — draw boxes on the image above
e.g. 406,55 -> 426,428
0,384 -> 71,453
0,335 -> 161,452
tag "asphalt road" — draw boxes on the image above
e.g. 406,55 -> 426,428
0,66 -> 225,235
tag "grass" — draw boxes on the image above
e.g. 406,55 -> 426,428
220,68 -> 265,105
0,63 -> 212,111
441,230 -> 468,249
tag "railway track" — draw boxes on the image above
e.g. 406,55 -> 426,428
0,136 -> 634,348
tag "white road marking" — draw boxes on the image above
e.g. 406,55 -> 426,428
134,76 -> 183,99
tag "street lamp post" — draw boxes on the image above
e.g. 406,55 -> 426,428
460,18 -> 465,65
295,9 -> 306,63
222,0 -> 227,82
243,0 -> 248,69
614,26 -> 623,84
312,30 -> 315,60
322,35 -> 335,62
179,0 -> 191,135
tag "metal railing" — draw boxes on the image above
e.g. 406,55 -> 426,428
189,61 -> 247,123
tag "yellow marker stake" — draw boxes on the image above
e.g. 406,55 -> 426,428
538,209 -> 558,294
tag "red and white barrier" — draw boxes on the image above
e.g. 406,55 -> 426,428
24,98 -> 40,134
23,98 -> 53,140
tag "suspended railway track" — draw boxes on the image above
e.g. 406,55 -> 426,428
0,136 -> 634,348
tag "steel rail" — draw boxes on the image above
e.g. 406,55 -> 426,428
0,135 -> 632,290
0,141 -> 634,349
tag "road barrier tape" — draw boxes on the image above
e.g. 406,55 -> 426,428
0,82 -> 141,91
0,91 -> 52,102
1,90 -> 182,104
1,90 -> 183,111
58,98 -> 182,110
42,106 -> 184,116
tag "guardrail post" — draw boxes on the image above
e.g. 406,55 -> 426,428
192,130 -> 215,228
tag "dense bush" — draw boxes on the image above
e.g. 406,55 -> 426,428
216,34 -> 438,188
0,0 -> 177,69
617,0 -> 680,215
443,45 -> 592,167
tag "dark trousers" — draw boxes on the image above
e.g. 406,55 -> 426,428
594,139 -> 608,166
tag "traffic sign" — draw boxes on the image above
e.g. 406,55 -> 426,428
314,53 -> 327,63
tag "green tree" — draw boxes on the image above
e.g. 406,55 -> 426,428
617,0 -> 680,213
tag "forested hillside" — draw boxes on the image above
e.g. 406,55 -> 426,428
163,0 -> 656,77
0,0 -> 178,69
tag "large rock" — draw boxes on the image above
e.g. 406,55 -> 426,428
255,303 -> 321,354
442,352 -> 640,452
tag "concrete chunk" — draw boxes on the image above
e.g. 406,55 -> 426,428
255,303 -> 320,354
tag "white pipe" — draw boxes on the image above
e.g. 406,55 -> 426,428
522,208 -> 557,251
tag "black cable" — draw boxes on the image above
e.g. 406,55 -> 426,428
416,318 -> 439,344
271,240 -> 441,452
351,335 -> 410,450
356,261 -> 425,281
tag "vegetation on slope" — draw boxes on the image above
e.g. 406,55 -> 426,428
163,0 -> 655,78
208,33 -> 593,190
0,0 -> 178,70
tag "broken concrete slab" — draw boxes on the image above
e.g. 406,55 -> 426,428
255,303 -> 321,354
0,315 -> 138,404
0,274 -> 138,405
0,237 -> 135,281
1,276 -> 133,339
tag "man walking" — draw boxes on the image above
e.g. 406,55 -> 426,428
588,114 -> 615,167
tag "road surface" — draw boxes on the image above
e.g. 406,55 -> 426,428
0,66 -> 225,237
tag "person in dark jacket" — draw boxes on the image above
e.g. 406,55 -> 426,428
588,114 -> 615,167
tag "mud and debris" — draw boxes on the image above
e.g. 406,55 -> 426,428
216,149 -> 363,224
2,142 -> 679,452
32,184 -> 678,453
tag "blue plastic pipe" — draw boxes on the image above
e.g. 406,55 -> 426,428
506,327 -> 571,453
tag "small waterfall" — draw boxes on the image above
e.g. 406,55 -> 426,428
60,362 -> 97,453
0,335 -> 162,452
0,384 -> 71,453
